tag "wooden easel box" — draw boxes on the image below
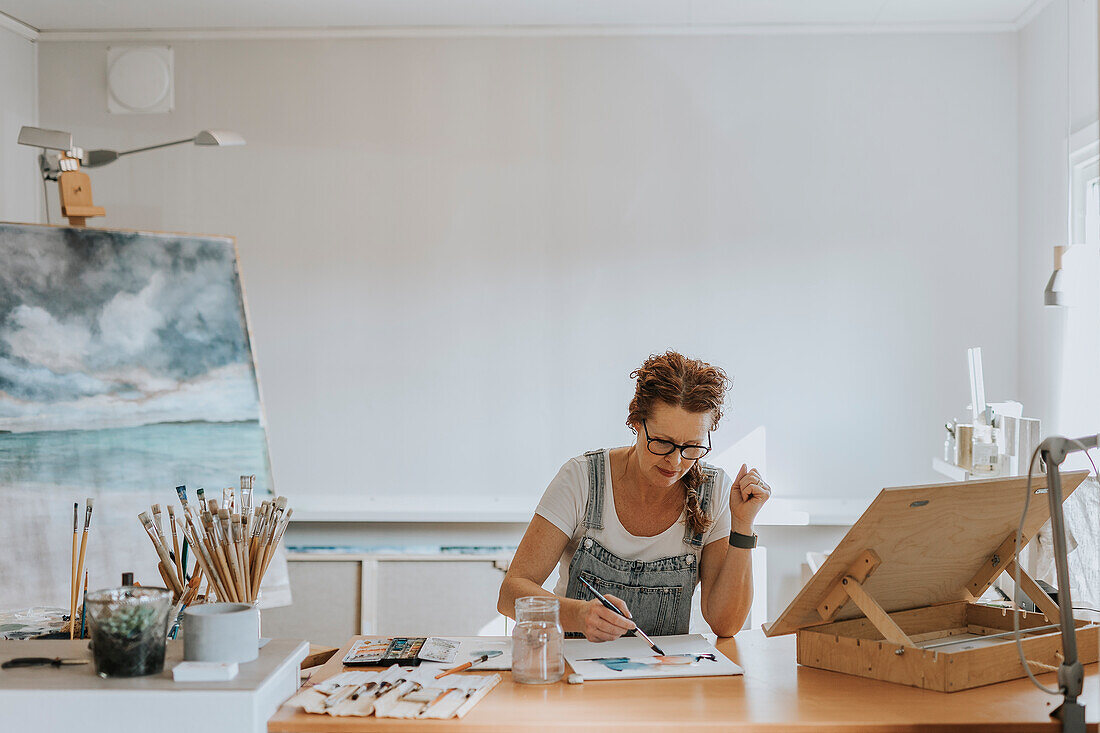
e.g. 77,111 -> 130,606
797,600 -> 1097,692
766,472 -> 1097,692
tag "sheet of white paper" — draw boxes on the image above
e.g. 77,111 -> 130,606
426,636 -> 512,670
563,634 -> 742,681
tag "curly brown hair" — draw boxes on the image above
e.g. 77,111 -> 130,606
627,351 -> 731,535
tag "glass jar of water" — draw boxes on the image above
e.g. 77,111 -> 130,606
512,596 -> 564,684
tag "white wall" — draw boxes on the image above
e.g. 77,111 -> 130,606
1018,0 -> 1098,438
0,26 -> 38,222
36,34 -> 1019,519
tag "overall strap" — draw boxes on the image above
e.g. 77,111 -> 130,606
682,463 -> 719,548
581,449 -> 606,530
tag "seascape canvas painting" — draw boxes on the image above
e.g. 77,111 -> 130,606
0,222 -> 287,609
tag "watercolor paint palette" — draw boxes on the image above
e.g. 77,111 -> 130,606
342,636 -> 513,670
564,634 -> 742,680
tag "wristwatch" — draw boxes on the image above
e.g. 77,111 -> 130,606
728,531 -> 758,549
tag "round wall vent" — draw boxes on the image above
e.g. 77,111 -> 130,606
107,46 -> 174,114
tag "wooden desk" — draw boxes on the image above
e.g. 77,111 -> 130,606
269,631 -> 1099,732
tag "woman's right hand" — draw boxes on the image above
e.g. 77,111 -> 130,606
579,594 -> 636,642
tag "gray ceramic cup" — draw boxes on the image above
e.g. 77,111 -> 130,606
183,602 -> 259,663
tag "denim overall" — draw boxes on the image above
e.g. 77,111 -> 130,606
564,449 -> 718,637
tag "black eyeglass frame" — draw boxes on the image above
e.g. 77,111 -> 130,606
641,420 -> 712,460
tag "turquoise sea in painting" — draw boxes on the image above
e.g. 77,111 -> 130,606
0,420 -> 271,495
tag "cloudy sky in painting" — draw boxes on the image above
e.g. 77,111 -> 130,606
0,224 -> 262,432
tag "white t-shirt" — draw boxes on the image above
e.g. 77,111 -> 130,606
535,449 -> 733,596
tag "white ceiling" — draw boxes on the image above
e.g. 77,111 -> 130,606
0,0 -> 1048,34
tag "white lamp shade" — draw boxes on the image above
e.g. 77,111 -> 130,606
195,130 -> 245,146
1044,268 -> 1065,306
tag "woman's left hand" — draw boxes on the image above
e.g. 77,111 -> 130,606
730,464 -> 771,532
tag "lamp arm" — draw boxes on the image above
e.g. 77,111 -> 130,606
1039,434 -> 1098,733
116,137 -> 196,158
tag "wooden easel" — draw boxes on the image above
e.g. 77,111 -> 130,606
56,151 -> 105,227
814,540 -> 1063,649
764,472 -> 1095,692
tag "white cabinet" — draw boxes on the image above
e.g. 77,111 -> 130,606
260,552 -> 511,647
261,548 -> 767,646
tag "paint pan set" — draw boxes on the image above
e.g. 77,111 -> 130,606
343,637 -> 461,667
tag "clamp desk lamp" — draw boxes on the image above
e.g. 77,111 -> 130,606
1036,433 -> 1098,733
17,126 -> 244,226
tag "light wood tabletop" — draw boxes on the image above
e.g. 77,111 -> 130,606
268,630 -> 1099,732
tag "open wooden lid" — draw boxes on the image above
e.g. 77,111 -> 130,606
764,471 -> 1090,637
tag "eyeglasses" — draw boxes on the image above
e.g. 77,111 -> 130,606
642,420 -> 711,460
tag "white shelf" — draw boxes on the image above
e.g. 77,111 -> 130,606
289,495 -> 862,526
291,496 -> 534,523
932,457 -> 1016,482
932,457 -> 971,481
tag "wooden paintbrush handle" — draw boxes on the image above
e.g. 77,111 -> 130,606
69,529 -> 79,639
435,660 -> 473,679
169,521 -> 183,584
212,542 -> 238,602
157,562 -> 178,599
197,537 -> 231,602
149,535 -> 184,596
223,539 -> 246,601
74,531 -> 90,626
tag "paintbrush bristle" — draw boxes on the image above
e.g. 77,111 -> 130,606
138,511 -> 151,525
152,503 -> 161,514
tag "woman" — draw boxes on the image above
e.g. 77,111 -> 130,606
497,351 -> 771,640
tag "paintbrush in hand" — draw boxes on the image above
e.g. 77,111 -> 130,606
579,576 -> 665,655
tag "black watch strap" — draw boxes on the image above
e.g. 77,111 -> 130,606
729,531 -> 758,549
